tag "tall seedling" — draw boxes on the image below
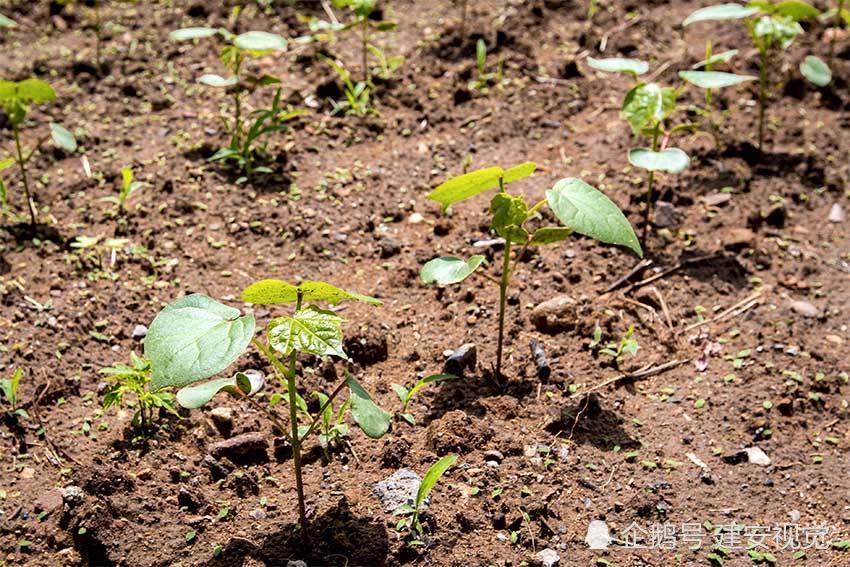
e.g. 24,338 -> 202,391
421,163 -> 641,381
170,27 -> 302,182
0,79 -> 76,226
682,1 -> 828,152
144,283 -> 391,531
332,0 -> 402,84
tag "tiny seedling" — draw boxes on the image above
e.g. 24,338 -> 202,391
332,0 -> 401,84
58,0 -> 137,72
421,162 -> 641,381
0,368 -> 28,420
144,282 -> 391,532
826,0 -> 849,62
101,166 -> 144,215
682,1 -> 828,152
0,79 -> 77,226
591,324 -> 639,368
101,352 -> 179,434
394,454 -> 458,540
68,235 -> 129,280
322,56 -> 373,117
170,26 -> 295,181
392,374 -> 455,425
468,39 -> 504,93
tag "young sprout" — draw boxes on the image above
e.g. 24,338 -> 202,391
0,368 -> 28,420
332,0 -> 400,84
100,351 -> 179,435
143,282 -> 391,532
827,0 -> 849,62
394,454 -> 458,540
392,373 -> 455,425
682,1 -> 827,152
590,324 -> 639,368
421,162 -> 641,382
321,56 -> 373,116
101,166 -> 145,215
468,39 -> 504,94
170,27 -> 296,181
0,79 -> 77,226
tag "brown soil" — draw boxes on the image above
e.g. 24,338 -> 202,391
1,1 -> 849,566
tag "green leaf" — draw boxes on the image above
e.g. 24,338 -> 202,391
490,192 -> 529,244
586,57 -> 649,75
420,255 -> 485,285
234,31 -> 288,52
198,74 -> 239,88
0,157 -> 15,172
546,178 -> 642,257
2,79 -> 56,104
49,123 -> 76,152
426,162 -> 536,210
628,147 -> 690,173
170,27 -> 219,41
241,279 -> 381,306
267,306 -> 348,359
0,13 -> 17,27
391,383 -> 409,403
679,70 -> 756,88
529,226 -> 573,245
774,0 -> 819,20
405,374 -> 454,406
346,373 -> 391,439
621,83 -> 676,135
800,55 -> 831,87
176,376 -> 238,409
753,15 -> 803,49
682,3 -> 759,26
415,454 -> 458,510
145,294 -> 256,391
693,49 -> 739,69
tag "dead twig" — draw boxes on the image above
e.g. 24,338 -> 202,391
570,359 -> 689,399
684,288 -> 765,332
604,258 -> 654,293
647,285 -> 673,331
625,254 -> 722,292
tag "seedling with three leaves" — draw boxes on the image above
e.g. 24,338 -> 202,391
100,351 -> 179,434
682,1 -> 830,152
170,27 -> 303,181
0,79 -> 77,226
421,162 -> 641,381
101,166 -> 144,215
142,281 -> 392,531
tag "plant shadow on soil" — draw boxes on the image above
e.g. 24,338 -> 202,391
214,498 -> 389,567
424,370 -> 536,421
546,393 -> 640,450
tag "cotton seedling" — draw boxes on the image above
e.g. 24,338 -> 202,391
322,56 -> 373,116
0,368 -> 28,421
143,282 -> 391,531
394,454 -> 458,541
421,162 -> 641,381
0,79 -> 77,226
682,1 -> 828,152
468,39 -> 504,94
68,235 -> 129,280
591,324 -> 639,368
170,26 -> 296,181
101,166 -> 144,215
100,352 -> 179,434
392,373 -> 455,425
332,0 -> 401,84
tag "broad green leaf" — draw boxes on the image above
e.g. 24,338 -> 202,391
346,373 -> 391,439
198,74 -> 239,88
49,123 -> 76,152
241,279 -> 381,306
693,49 -> 739,69
145,294 -> 255,391
683,3 -> 759,26
621,83 -> 676,135
800,55 -> 831,87
529,226 -> 573,245
17,79 -> 56,102
753,15 -> 803,50
586,57 -> 649,75
416,454 -> 458,510
774,0 -> 819,20
234,31 -> 288,52
546,178 -> 642,257
0,13 -> 16,27
490,192 -> 529,244
267,306 -> 348,359
170,27 -> 219,41
427,162 -> 536,210
176,376 -> 236,409
679,70 -> 756,88
420,255 -> 485,285
628,147 -> 690,173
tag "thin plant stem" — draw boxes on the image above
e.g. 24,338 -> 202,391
757,49 -> 768,153
459,0 -> 467,39
831,0 -> 845,65
495,177 -> 511,381
232,56 -> 244,149
299,375 -> 349,443
642,123 -> 661,247
13,126 -> 37,226
286,292 -> 307,530
95,0 -> 103,73
361,17 -> 369,84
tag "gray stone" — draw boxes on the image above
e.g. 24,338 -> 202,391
59,486 -> 84,506
483,449 -> 504,464
536,548 -> 560,567
790,300 -> 819,318
828,203 -> 845,223
654,201 -> 682,228
744,446 -> 771,466
209,432 -> 268,465
131,324 -> 148,340
210,407 -> 234,436
530,295 -> 577,333
373,468 -> 422,512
